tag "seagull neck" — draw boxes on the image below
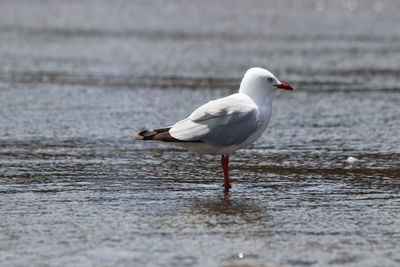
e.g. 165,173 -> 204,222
239,88 -> 272,107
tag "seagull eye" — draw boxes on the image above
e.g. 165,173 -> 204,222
267,77 -> 273,83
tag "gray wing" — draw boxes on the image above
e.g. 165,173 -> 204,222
169,94 -> 259,146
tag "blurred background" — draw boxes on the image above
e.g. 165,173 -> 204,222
1,0 -> 399,266
1,0 -> 400,90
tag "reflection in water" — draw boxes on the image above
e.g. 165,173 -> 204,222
222,190 -> 230,203
190,191 -> 264,218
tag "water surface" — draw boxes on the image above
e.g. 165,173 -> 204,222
1,0 -> 400,266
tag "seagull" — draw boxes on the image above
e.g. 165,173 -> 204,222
135,67 -> 293,191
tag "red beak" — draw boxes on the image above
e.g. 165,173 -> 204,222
275,83 -> 294,90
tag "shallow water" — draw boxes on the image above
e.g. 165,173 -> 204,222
1,0 -> 400,266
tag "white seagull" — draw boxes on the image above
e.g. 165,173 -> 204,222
135,67 -> 293,191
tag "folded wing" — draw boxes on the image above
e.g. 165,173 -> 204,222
169,94 -> 259,146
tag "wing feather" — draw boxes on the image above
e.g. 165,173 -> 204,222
170,94 -> 259,146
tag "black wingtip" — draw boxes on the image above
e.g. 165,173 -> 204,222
134,127 -> 177,141
134,127 -> 203,143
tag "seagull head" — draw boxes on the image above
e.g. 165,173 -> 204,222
239,67 -> 293,101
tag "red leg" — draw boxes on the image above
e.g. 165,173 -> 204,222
221,154 -> 231,191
